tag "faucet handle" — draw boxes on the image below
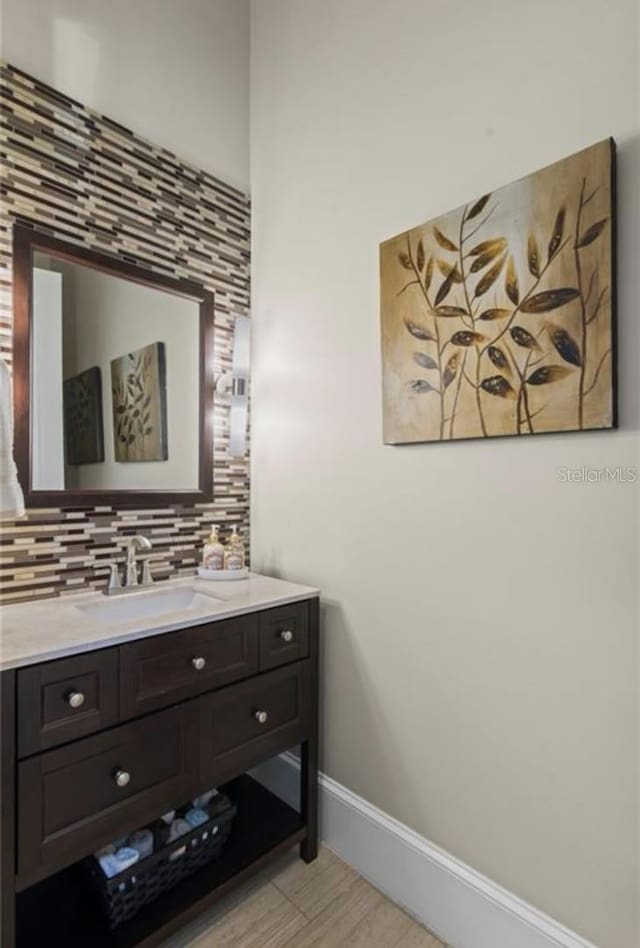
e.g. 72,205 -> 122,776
107,562 -> 123,594
141,558 -> 154,587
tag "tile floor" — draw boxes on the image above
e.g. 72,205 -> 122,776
165,846 -> 446,947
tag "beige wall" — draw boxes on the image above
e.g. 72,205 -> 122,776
0,0 -> 250,189
250,2 -> 640,946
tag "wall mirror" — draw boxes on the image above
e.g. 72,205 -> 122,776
12,226 -> 215,507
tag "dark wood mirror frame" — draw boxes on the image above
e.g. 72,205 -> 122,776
12,224 -> 215,508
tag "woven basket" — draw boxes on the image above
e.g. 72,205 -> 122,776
86,795 -> 237,929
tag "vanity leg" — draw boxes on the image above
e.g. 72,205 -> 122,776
1,671 -> 17,948
300,598 -> 319,864
300,738 -> 318,863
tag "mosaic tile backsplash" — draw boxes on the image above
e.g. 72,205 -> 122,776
0,61 -> 250,604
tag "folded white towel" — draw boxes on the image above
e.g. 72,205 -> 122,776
0,358 -> 25,520
193,789 -> 218,809
184,807 -> 209,829
98,846 -> 139,879
95,844 -> 116,860
129,829 -> 154,860
167,819 -> 191,842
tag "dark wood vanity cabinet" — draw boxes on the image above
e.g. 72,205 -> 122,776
0,597 -> 319,948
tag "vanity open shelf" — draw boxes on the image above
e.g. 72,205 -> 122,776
16,775 -> 305,948
0,582 -> 320,948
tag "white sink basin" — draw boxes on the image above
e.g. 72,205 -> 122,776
78,586 -> 224,624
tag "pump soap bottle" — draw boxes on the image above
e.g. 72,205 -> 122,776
224,526 -> 245,571
202,525 -> 224,570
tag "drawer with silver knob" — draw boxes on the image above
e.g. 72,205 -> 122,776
120,614 -> 259,719
200,662 -> 310,784
17,648 -> 120,758
17,703 -> 199,886
258,602 -> 310,671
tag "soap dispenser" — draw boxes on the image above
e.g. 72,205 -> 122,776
224,526 -> 245,571
202,525 -> 224,570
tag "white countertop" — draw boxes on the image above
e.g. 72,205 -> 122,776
0,573 -> 319,671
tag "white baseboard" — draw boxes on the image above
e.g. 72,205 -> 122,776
251,752 -> 599,948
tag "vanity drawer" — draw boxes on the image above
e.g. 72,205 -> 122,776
17,649 -> 119,758
200,662 -> 309,783
17,703 -> 199,886
258,602 -> 310,671
120,614 -> 259,719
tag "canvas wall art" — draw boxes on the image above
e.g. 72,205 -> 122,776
111,341 -> 168,462
379,139 -> 616,444
63,366 -> 105,465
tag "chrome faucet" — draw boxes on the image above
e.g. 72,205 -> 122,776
106,535 -> 153,595
126,535 -> 152,587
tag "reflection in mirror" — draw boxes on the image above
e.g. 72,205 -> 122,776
32,253 -> 201,492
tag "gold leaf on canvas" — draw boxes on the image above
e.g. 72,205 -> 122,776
379,139 -> 615,444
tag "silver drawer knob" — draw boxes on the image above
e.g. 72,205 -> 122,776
192,656 -> 206,671
66,690 -> 85,710
114,769 -> 131,788
255,710 -> 268,725
280,629 -> 294,643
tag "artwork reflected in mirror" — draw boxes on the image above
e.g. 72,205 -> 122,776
28,247 -> 202,493
380,138 -> 616,444
111,342 -> 168,462
63,366 -> 105,465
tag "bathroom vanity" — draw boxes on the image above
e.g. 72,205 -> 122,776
0,574 -> 319,947
1,220 -> 317,945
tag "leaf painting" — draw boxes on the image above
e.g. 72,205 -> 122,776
478,308 -> 511,321
505,257 -> 519,305
442,353 -> 459,389
520,288 -> 580,314
466,194 -> 491,220
405,319 -> 436,341
474,253 -> 507,297
526,365 -> 572,386
547,324 -> 582,366
467,237 -> 506,258
451,331 -> 484,347
576,218 -> 608,249
435,270 -> 456,305
510,326 -> 539,350
433,227 -> 458,252
547,206 -> 566,261
413,352 -> 439,370
380,139 -> 615,443
480,375 -> 516,399
488,346 -> 510,374
425,256 -> 434,289
111,341 -> 168,462
527,234 -> 540,277
407,379 -> 436,394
